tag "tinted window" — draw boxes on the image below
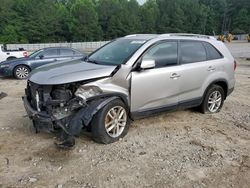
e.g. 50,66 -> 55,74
143,41 -> 178,68
203,42 -> 223,60
60,49 -> 74,56
42,49 -> 58,58
29,49 -> 44,58
180,41 -> 206,64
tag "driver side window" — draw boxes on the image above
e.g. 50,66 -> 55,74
142,41 -> 178,68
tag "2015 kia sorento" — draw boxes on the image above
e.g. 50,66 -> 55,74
23,34 -> 236,148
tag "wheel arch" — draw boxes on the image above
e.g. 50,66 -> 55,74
203,79 -> 228,101
88,92 -> 131,117
92,92 -> 129,108
7,56 -> 17,60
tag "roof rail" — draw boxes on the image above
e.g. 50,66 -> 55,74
159,33 -> 216,40
125,34 -> 138,37
124,34 -> 158,38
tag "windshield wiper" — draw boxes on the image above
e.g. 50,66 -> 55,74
86,59 -> 100,65
83,56 -> 100,65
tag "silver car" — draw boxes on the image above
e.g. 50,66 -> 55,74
23,34 -> 236,148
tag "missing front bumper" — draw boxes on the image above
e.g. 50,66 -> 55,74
22,96 -> 55,133
22,95 -> 119,135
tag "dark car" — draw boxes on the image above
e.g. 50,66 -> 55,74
0,47 -> 86,79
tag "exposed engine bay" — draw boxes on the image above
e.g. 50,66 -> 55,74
24,80 -> 111,134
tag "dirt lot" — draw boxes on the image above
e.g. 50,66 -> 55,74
0,59 -> 250,188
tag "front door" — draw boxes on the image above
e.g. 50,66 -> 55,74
32,49 -> 59,69
131,41 -> 181,113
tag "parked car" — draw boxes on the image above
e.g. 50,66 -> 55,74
23,34 -> 236,148
0,47 -> 86,79
0,44 -> 28,62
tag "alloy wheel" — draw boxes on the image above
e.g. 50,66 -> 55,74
105,106 -> 127,138
15,66 -> 29,79
207,90 -> 222,113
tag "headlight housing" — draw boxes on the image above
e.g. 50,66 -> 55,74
0,64 -> 10,68
75,86 -> 103,101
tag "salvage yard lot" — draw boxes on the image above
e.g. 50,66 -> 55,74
0,60 -> 250,187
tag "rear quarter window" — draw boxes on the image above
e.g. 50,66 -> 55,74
180,41 -> 207,64
73,50 -> 83,56
203,42 -> 223,60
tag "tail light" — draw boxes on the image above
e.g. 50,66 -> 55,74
23,51 -> 28,57
234,60 -> 237,71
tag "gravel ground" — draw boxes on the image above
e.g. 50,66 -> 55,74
226,41 -> 250,58
0,59 -> 250,188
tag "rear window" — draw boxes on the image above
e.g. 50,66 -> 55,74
203,42 -> 223,60
73,50 -> 82,56
180,41 -> 207,64
60,49 -> 74,56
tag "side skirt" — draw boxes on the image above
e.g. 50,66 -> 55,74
130,97 -> 202,120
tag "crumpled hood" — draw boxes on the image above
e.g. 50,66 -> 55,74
29,59 -> 117,85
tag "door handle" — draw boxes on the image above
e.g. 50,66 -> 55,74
207,66 -> 215,71
170,73 -> 181,79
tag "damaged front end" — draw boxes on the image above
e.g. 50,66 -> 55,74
22,80 -> 116,135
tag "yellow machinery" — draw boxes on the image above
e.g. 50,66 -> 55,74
217,35 -> 225,42
226,33 -> 233,42
217,33 -> 233,42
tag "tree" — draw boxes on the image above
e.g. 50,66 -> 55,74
70,0 -> 102,41
0,0 -> 249,43
140,0 -> 159,33
97,0 -> 141,39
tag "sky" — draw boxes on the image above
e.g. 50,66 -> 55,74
137,0 -> 146,5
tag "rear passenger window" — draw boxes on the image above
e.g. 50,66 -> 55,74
142,41 -> 178,68
180,41 -> 206,64
203,42 -> 223,60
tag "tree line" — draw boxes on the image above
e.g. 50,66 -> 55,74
0,0 -> 249,43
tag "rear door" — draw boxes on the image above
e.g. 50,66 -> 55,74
178,40 -> 219,103
131,41 -> 181,113
58,48 -> 75,61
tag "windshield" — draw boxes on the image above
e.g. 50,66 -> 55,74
87,39 -> 146,65
29,49 -> 44,58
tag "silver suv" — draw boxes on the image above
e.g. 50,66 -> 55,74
23,34 -> 236,148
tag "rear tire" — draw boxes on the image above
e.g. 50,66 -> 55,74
200,85 -> 225,114
91,99 -> 130,144
14,65 -> 30,79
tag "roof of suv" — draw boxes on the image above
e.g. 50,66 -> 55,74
123,33 -> 217,41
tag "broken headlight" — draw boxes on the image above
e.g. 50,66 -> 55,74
75,86 -> 103,101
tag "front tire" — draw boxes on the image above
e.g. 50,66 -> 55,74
91,99 -> 130,144
200,85 -> 225,114
14,65 -> 30,79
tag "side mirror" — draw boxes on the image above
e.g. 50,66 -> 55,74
140,59 -> 155,70
39,55 -> 44,59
